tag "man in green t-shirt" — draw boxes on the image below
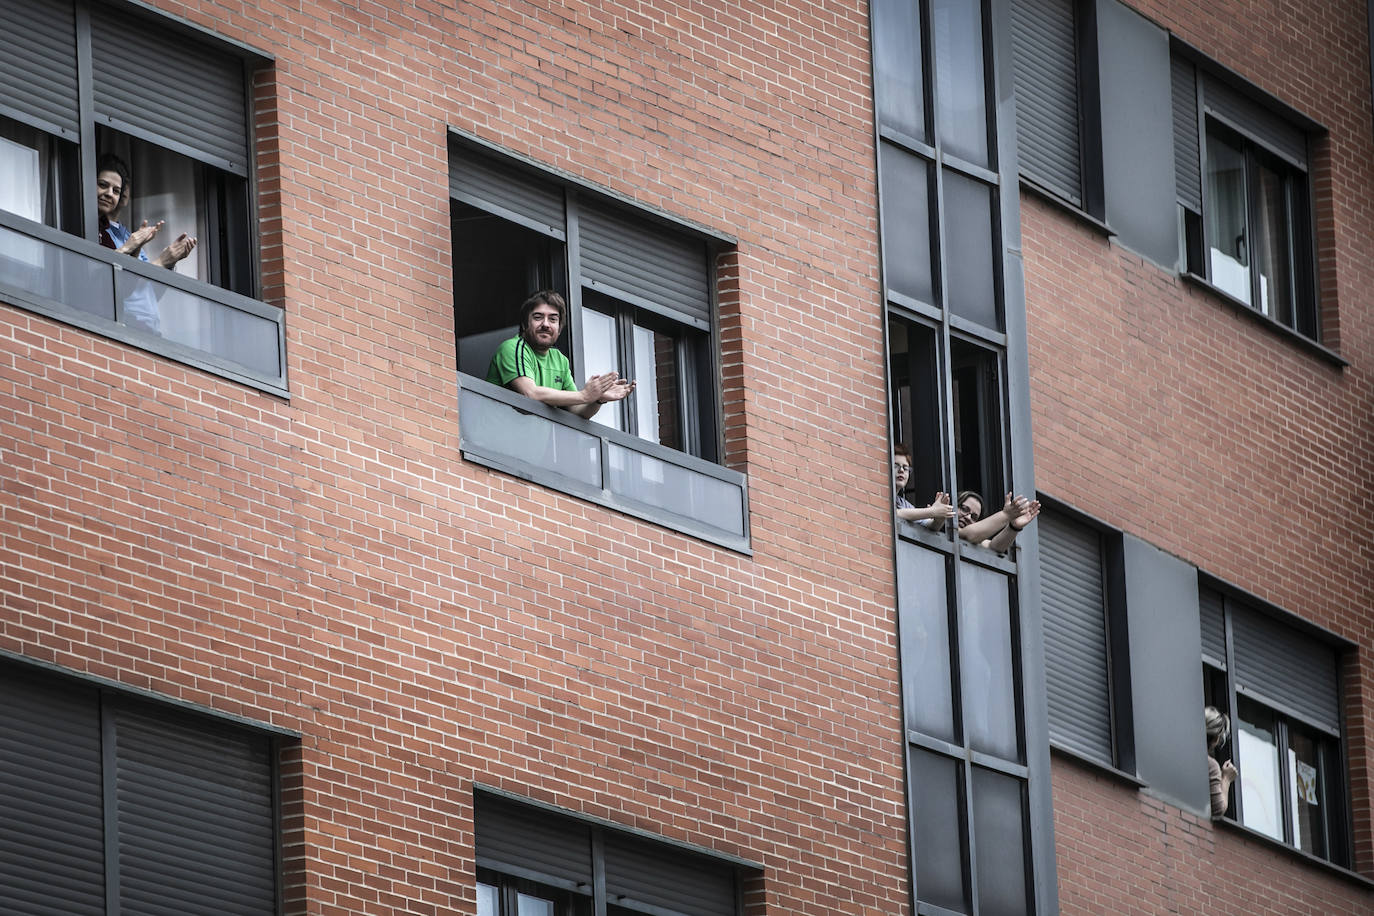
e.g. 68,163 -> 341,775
485,290 -> 635,419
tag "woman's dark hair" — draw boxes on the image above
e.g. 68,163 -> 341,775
96,152 -> 132,209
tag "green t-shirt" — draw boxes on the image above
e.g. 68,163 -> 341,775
485,336 -> 578,392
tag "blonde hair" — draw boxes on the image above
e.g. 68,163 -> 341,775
1204,706 -> 1230,751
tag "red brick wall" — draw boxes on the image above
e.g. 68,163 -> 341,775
0,1 -> 909,914
1025,0 -> 1374,908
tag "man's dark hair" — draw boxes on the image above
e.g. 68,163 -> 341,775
96,152 -> 132,209
519,290 -> 566,328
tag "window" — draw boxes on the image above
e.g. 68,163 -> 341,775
474,791 -> 750,916
1173,54 -> 1320,340
1008,0 -> 1104,216
1199,584 -> 1348,864
0,0 -> 283,392
1038,504 -> 1135,771
0,662 -> 282,913
450,137 -> 747,551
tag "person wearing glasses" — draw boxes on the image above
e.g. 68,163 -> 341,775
956,490 -> 1040,552
892,444 -> 958,527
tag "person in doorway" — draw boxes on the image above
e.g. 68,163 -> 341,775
956,489 -> 1040,552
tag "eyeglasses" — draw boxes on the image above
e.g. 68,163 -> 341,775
893,463 -> 911,473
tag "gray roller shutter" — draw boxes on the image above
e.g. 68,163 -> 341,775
1039,510 -> 1113,763
1010,0 -> 1082,204
1202,75 -> 1308,170
0,0 -> 79,139
449,149 -> 566,239
1198,585 -> 1226,668
113,704 -> 276,916
90,6 -> 250,175
578,200 -> 711,330
1231,607 -> 1340,734
604,832 -> 736,916
474,795 -> 593,891
0,669 -> 105,916
1171,55 -> 1201,211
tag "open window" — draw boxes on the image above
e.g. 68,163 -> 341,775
1173,53 -> 1320,341
0,0 -> 281,392
950,338 -> 1005,510
889,317 -> 943,509
450,137 -> 745,549
1200,584 -> 1348,863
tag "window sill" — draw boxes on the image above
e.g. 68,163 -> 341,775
0,209 -> 287,396
1049,743 -> 1145,788
457,374 -> 751,553
1213,816 -> 1374,889
1018,176 -> 1115,238
1180,271 -> 1347,368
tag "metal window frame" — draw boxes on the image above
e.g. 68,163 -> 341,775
1199,580 -> 1352,867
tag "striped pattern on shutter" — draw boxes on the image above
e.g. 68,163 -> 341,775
1039,509 -> 1114,764
0,0 -> 79,138
1010,0 -> 1083,204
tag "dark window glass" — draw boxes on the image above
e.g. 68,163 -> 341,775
897,544 -> 955,740
1204,129 -> 1249,303
959,563 -> 1019,761
950,339 -> 1005,504
871,0 -> 927,142
880,143 -> 935,306
972,768 -> 1029,916
943,170 -> 998,329
909,748 -> 969,912
888,318 -> 943,507
933,0 -> 989,166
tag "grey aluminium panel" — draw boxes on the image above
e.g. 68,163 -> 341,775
1122,533 -> 1209,814
1094,0 -> 1177,266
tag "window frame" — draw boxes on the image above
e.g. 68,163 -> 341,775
1035,497 -> 1138,777
0,0 -> 282,394
1008,0 -> 1107,223
1172,45 -> 1324,345
1198,580 -> 1351,866
473,787 -> 757,916
449,132 -> 747,552
0,654 -> 292,915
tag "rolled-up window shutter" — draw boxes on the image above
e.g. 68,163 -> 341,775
1039,510 -> 1114,763
578,200 -> 711,330
0,0 -> 79,139
449,149 -> 566,239
1171,55 -> 1201,212
474,795 -> 594,892
113,704 -> 276,915
1231,607 -> 1340,734
90,6 -> 250,175
1202,75 -> 1308,170
1198,585 -> 1226,669
0,668 -> 104,915
1010,0 -> 1082,204
603,831 -> 736,916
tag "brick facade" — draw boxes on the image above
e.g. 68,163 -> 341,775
2,0 -> 1372,914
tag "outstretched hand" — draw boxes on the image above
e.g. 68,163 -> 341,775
1002,492 -> 1029,520
119,219 -> 165,256
583,372 -> 636,404
927,491 -> 958,519
1010,499 -> 1041,530
156,232 -> 198,268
